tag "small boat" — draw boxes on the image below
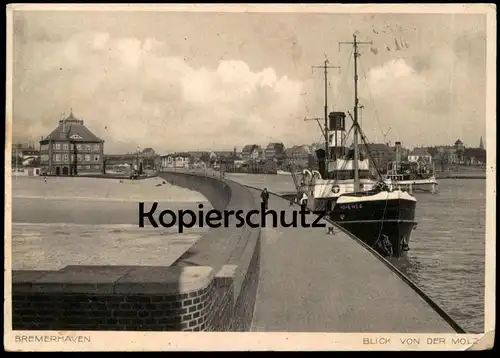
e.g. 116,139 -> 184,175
276,169 -> 292,175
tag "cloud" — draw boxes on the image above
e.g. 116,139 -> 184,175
356,41 -> 486,147
12,12 -> 487,151
13,32 -> 305,153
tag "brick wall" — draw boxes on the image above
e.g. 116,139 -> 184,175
12,172 -> 262,332
232,235 -> 261,331
13,287 -> 213,331
12,266 -> 216,331
12,250 -> 261,332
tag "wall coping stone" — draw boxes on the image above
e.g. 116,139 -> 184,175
216,265 -> 238,278
12,265 -> 214,295
115,266 -> 214,294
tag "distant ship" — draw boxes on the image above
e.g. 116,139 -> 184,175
291,34 -> 417,258
383,152 -> 439,194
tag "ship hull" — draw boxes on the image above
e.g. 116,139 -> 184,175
328,191 -> 417,258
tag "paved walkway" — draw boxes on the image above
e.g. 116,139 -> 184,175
244,187 -> 456,332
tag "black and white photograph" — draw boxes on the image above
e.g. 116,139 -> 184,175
5,3 -> 495,351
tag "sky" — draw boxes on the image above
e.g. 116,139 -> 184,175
10,8 -> 488,154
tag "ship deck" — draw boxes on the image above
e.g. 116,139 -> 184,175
386,178 -> 438,185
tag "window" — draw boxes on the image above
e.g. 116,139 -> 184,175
76,144 -> 82,150
62,143 -> 69,150
93,144 -> 100,151
55,154 -> 61,162
54,143 -> 61,150
77,165 -> 82,170
77,154 -> 82,161
85,165 -> 90,169
63,154 -> 68,161
94,165 -> 100,169
84,155 -> 91,162
70,155 -> 74,162
85,144 -> 91,151
94,155 -> 100,162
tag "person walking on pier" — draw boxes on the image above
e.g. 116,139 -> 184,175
261,188 -> 270,210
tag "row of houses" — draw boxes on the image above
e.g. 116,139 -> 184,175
362,138 -> 487,172
405,139 -> 486,167
15,111 -> 487,176
153,138 -> 487,172
160,143 -> 325,170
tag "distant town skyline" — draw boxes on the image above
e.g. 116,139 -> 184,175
10,7 -> 488,153
12,133 -> 486,156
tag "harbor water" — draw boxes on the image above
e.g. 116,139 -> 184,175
394,178 -> 485,334
226,173 -> 486,334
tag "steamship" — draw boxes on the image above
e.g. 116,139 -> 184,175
295,34 -> 418,258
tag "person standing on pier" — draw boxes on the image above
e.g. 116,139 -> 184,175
261,188 -> 270,210
299,192 -> 308,208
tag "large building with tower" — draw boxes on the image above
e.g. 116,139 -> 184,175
39,110 -> 105,176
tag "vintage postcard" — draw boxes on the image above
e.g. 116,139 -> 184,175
4,3 -> 496,351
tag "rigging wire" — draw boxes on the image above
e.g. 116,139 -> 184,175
307,49 -> 353,148
358,58 -> 391,144
311,51 -> 356,203
307,37 -> 401,250
349,111 -> 385,181
315,49 -> 355,199
331,49 -> 354,110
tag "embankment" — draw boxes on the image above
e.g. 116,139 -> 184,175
435,173 -> 486,179
11,171 -> 261,331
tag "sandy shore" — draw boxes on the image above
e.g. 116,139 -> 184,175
10,176 -> 212,270
12,176 -> 208,202
11,223 -> 206,270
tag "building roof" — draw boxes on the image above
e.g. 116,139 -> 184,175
183,151 -> 208,158
285,146 -> 309,157
162,152 -> 191,158
265,142 -> 284,150
292,145 -> 310,151
455,139 -> 463,145
363,143 -> 391,152
42,111 -> 104,143
213,151 -> 234,157
242,144 -> 259,153
20,149 -> 40,155
410,147 -> 431,156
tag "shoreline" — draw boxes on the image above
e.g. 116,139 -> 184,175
435,174 -> 486,179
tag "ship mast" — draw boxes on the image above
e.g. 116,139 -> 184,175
311,60 -> 340,163
339,34 -> 372,192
